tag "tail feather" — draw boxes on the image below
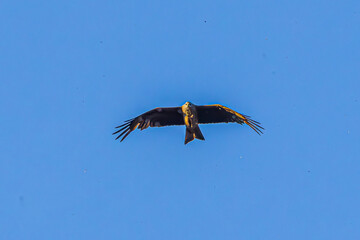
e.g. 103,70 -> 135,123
193,125 -> 205,140
185,128 -> 195,144
184,126 -> 205,144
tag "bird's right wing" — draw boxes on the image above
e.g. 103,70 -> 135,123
196,104 -> 264,135
113,107 -> 185,142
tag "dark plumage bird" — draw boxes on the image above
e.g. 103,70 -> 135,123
113,102 -> 264,144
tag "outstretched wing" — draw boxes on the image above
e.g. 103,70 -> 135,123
196,104 -> 264,135
113,107 -> 184,142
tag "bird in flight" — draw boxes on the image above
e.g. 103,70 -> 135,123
113,102 -> 264,144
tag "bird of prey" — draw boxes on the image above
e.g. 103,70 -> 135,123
113,102 -> 264,144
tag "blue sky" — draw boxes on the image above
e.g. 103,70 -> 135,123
1,0 -> 360,239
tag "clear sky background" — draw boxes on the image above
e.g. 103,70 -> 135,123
1,1 -> 360,239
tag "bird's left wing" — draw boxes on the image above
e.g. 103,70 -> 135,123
113,107 -> 184,142
196,104 -> 264,135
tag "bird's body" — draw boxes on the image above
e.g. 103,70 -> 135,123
181,102 -> 205,144
113,102 -> 263,144
182,102 -> 197,128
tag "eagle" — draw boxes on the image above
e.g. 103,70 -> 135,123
113,102 -> 264,144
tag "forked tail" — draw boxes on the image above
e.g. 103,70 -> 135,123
184,126 -> 205,144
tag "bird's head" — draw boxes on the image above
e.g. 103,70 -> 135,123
184,101 -> 193,107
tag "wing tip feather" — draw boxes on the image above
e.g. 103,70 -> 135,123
113,118 -> 135,141
243,116 -> 264,135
